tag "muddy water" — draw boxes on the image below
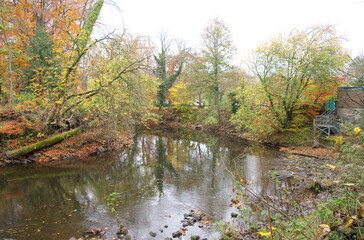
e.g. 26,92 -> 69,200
0,128 -> 291,240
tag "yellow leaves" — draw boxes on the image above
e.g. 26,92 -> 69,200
77,86 -> 83,93
359,202 -> 364,218
37,132 -> 44,138
250,25 -> 348,135
332,136 -> 344,148
256,226 -> 276,238
55,100 -> 63,104
344,217 -> 356,228
256,231 -> 271,237
326,163 -> 336,170
354,127 -> 362,136
169,80 -> 191,106
240,178 -> 247,184
257,228 -> 275,236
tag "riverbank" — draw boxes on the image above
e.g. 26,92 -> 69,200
0,108 -> 133,167
0,130 -> 133,167
157,114 -> 363,239
159,117 -> 340,161
1,113 -> 363,239
1,106 -> 342,167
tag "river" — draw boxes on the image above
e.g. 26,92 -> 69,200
0,128 -> 293,240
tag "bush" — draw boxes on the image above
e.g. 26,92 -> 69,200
173,103 -> 194,123
204,116 -> 219,127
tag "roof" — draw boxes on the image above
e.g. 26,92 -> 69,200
338,87 -> 364,92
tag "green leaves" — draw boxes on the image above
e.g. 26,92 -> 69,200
106,192 -> 122,213
154,36 -> 183,108
23,28 -> 61,91
65,0 -> 104,82
202,18 -> 236,89
250,25 -> 349,129
201,18 -> 236,124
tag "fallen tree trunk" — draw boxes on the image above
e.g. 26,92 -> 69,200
5,127 -> 80,159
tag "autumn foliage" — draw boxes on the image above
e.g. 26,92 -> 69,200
0,0 -> 92,98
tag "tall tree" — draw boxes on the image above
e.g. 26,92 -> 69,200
23,28 -> 61,95
201,17 -> 236,122
346,54 -> 364,86
154,34 -> 183,109
0,0 -> 97,107
0,1 -> 15,106
250,25 -> 349,129
182,53 -> 209,107
85,32 -> 155,130
64,0 -> 104,83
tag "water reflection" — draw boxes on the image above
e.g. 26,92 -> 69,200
0,128 -> 287,240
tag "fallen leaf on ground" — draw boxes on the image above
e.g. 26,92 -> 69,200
359,203 -> 364,218
343,183 -> 355,187
319,224 -> 331,233
326,164 -> 336,170
344,217 -> 356,228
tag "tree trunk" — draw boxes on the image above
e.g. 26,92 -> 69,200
8,44 -> 12,107
5,127 -> 80,159
198,93 -> 202,108
64,0 -> 104,83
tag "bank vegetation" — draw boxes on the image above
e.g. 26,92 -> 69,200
0,0 -> 363,238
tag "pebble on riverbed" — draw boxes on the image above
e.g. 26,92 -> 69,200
166,209 -> 210,239
231,212 -> 238,218
172,230 -> 183,238
116,223 -> 130,239
81,228 -> 106,238
190,235 -> 201,240
181,209 -> 207,227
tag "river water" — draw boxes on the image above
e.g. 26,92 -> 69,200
0,128 -> 291,240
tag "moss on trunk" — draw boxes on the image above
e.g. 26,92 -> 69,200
5,127 -> 80,159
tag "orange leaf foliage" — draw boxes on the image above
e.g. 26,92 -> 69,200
301,76 -> 343,119
0,0 -> 92,94
0,121 -> 25,135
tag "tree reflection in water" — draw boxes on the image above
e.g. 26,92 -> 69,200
0,128 -> 285,240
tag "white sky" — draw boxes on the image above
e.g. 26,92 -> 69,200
99,0 -> 364,64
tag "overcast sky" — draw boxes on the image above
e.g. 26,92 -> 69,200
99,0 -> 364,64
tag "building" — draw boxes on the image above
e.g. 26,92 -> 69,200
337,87 -> 364,127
